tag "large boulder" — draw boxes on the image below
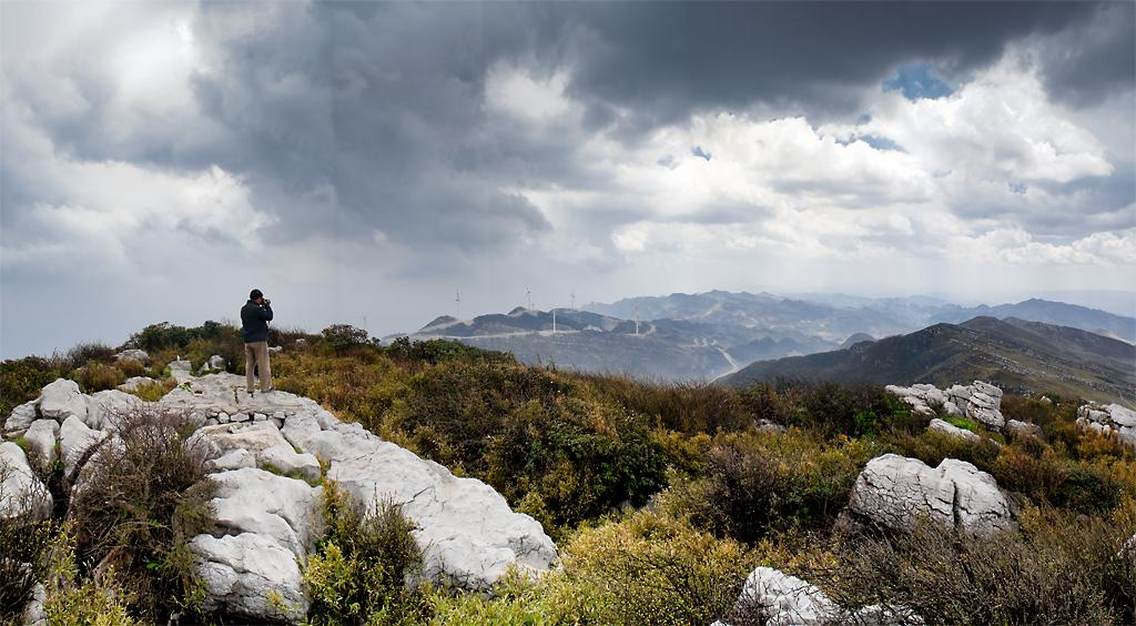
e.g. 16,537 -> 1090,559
1076,403 -> 1136,448
38,378 -> 88,422
191,533 -> 308,623
282,414 -> 558,589
847,454 -> 1016,535
1005,419 -> 1043,439
885,384 -> 946,417
735,566 -> 839,625
189,421 -> 291,458
189,468 -> 321,622
118,376 -> 157,392
59,415 -> 105,477
84,389 -> 144,430
0,442 -> 52,519
4,400 -> 39,433
23,420 -> 59,470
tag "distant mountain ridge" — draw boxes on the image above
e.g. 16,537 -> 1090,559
721,316 -> 1136,406
931,298 -> 1136,344
391,291 -> 1134,382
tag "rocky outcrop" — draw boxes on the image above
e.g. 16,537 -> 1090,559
846,454 -> 1016,536
282,412 -> 558,588
0,442 -> 52,519
886,381 -> 1004,430
1077,403 -> 1136,448
927,418 -> 980,442
3,369 -> 558,623
168,372 -> 557,609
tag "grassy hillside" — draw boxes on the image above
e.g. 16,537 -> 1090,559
723,316 -> 1136,405
3,320 -> 1136,625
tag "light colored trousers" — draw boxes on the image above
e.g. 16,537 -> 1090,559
244,341 -> 272,392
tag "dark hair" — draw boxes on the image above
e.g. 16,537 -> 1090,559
249,289 -> 263,300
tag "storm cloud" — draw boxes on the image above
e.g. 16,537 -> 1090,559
1,1 -> 1133,357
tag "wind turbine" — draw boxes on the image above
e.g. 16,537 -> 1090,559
455,289 -> 461,320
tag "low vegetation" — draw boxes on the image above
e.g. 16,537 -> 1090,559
2,320 -> 1134,624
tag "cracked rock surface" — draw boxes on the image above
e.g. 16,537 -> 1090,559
886,380 -> 1005,431
847,453 -> 1016,536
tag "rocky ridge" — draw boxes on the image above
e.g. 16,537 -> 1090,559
2,368 -> 558,623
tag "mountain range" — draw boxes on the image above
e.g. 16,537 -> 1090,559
393,291 -> 1135,386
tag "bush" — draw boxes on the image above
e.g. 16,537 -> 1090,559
0,356 -> 66,416
66,407 -> 216,620
815,504 -> 1136,625
77,361 -> 126,393
555,509 -> 753,626
664,429 -> 879,543
320,324 -> 372,353
304,482 -> 427,625
0,496 -> 53,619
41,527 -> 138,626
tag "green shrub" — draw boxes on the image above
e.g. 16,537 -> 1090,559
664,429 -> 879,542
944,416 -> 980,432
555,509 -> 752,626
305,482 -> 427,625
0,356 -> 65,416
66,408 -> 216,620
77,362 -> 126,392
320,324 -> 372,353
41,527 -> 139,626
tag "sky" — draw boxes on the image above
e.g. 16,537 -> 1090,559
2,1 -> 1134,357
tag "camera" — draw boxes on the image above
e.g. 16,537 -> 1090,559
263,298 -> 271,306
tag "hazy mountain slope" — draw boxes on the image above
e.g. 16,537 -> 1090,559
722,317 -> 1136,405
932,298 -> 1136,343
585,290 -> 913,340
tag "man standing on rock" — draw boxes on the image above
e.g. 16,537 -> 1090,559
241,289 -> 273,395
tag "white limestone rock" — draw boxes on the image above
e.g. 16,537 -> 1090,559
169,359 -> 194,383
113,348 -> 150,365
206,448 -> 256,472
166,372 -> 557,591
205,468 -> 322,560
23,420 -> 59,470
282,414 -> 558,589
259,444 -> 321,483
84,389 -> 143,430
946,382 -> 1005,430
188,467 -> 320,622
847,453 -> 1016,536
927,418 -> 980,442
59,415 -> 105,477
38,378 -> 87,422
735,566 -> 839,625
0,442 -> 52,519
1076,403 -> 1136,448
4,400 -> 39,433
191,533 -> 307,623
207,354 -> 226,371
189,421 -> 291,460
22,582 -> 47,626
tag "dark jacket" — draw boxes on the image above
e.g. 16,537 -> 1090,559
241,300 -> 273,343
